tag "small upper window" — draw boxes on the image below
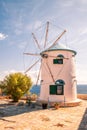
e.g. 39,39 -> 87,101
53,54 -> 64,64
53,59 -> 63,64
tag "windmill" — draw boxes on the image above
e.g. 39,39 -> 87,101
24,22 -> 80,105
24,21 -> 66,85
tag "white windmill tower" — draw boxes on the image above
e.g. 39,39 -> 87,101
24,22 -> 80,106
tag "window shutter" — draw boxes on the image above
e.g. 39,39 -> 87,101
50,85 -> 57,95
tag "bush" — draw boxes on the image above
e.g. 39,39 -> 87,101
0,72 -> 32,102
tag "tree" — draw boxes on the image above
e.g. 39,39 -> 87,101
0,72 -> 32,102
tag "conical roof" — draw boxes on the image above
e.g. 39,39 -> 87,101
44,43 -> 77,55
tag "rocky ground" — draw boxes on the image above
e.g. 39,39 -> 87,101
0,96 -> 87,130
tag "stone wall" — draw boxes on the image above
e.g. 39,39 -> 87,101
77,94 -> 87,100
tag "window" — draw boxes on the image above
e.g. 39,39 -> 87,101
49,79 -> 65,95
53,54 -> 64,64
57,85 -> 64,95
53,59 -> 63,64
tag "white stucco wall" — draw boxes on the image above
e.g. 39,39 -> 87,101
39,50 -> 77,102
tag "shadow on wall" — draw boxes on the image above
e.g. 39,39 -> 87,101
78,108 -> 87,130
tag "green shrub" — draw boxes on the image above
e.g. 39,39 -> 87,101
0,72 -> 32,102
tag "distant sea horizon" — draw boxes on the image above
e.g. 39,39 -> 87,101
77,84 -> 87,94
30,84 -> 87,95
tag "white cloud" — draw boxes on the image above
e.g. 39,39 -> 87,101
79,28 -> 87,35
14,29 -> 23,35
34,21 -> 42,29
0,70 -> 24,81
26,70 -> 41,84
0,69 -> 38,83
78,0 -> 87,5
0,70 -> 15,80
77,74 -> 87,84
18,41 -> 27,49
25,23 -> 33,31
61,0 -> 73,7
0,33 -> 8,40
76,66 -> 87,84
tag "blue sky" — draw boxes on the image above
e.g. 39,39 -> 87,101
0,0 -> 87,84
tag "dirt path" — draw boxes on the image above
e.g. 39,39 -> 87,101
0,98 -> 87,130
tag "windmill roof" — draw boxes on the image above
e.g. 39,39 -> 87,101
44,43 -> 77,55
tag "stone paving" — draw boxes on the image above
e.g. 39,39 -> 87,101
78,108 -> 87,130
0,99 -> 87,130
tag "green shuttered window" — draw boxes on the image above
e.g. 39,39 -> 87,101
50,85 -> 64,95
53,59 -> 63,64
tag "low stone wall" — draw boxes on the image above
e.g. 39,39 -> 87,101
37,98 -> 81,107
77,94 -> 87,100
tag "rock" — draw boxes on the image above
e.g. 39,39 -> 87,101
17,101 -> 25,106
